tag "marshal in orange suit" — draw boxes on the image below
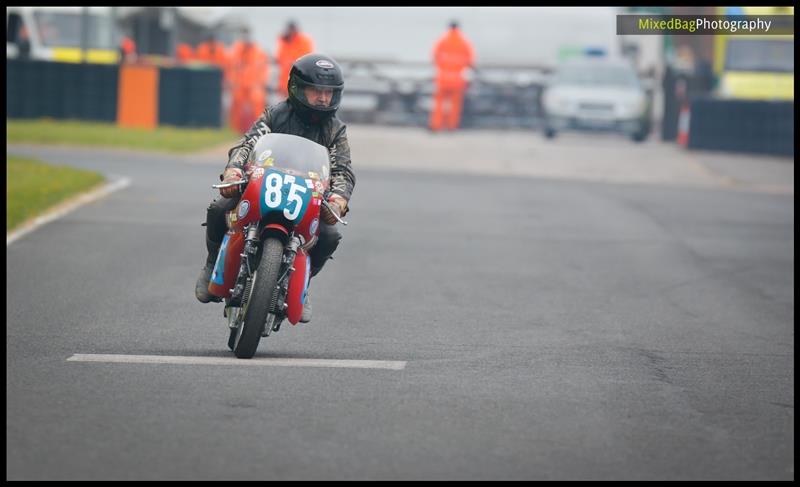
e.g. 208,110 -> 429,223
195,33 -> 232,86
430,21 -> 475,132
275,21 -> 315,99
228,28 -> 270,133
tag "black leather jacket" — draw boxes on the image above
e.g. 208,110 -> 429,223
225,100 -> 355,201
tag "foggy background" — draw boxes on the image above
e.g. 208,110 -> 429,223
222,7 -> 622,66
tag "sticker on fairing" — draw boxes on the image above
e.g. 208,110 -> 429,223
238,200 -> 250,219
211,234 -> 230,285
260,169 -> 312,222
257,150 -> 272,162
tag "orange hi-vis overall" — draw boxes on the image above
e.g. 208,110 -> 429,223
430,28 -> 475,131
195,40 -> 232,85
275,32 -> 315,98
176,43 -> 194,64
229,41 -> 270,133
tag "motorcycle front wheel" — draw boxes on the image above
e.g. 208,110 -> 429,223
231,237 -> 285,358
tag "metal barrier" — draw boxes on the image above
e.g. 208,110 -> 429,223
334,59 -> 550,129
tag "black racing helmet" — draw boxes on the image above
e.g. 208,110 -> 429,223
287,53 -> 344,122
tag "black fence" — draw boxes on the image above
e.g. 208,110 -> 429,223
688,97 -> 794,157
7,59 -> 222,128
158,67 -> 223,128
7,59 -> 119,122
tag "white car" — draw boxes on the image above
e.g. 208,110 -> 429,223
541,59 -> 651,142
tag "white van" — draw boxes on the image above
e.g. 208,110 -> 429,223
7,6 -> 119,63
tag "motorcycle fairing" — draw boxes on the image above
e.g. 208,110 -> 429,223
285,250 -> 311,325
258,168 -> 313,223
208,230 -> 244,298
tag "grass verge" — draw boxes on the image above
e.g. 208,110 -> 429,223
7,119 -> 238,153
7,155 -> 106,232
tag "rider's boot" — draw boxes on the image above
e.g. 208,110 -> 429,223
195,237 -> 222,303
300,267 -> 322,323
300,293 -> 312,323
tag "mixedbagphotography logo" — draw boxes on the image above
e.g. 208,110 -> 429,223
617,14 -> 794,35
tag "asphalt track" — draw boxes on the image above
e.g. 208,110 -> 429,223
6,128 -> 794,480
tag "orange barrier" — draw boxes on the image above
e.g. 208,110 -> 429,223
117,64 -> 159,129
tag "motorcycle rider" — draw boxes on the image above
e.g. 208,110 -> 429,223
195,53 -> 355,324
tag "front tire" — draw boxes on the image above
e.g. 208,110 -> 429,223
231,237 -> 285,358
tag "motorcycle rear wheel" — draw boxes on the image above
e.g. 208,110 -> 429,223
231,237 -> 285,358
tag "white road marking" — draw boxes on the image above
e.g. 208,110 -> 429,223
67,354 -> 407,370
7,177 -> 131,246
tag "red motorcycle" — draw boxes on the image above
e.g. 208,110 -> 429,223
208,133 -> 346,358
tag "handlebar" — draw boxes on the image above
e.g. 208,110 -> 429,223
321,199 -> 348,226
211,180 -> 247,189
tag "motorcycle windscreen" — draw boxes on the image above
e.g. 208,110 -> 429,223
249,133 -> 331,191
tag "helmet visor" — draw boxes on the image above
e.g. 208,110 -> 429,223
290,77 -> 343,112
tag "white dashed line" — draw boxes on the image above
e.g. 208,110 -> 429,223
67,354 -> 407,370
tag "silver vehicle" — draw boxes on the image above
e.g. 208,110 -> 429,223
541,59 -> 651,142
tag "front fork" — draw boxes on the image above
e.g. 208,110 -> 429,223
225,224 -> 302,337
262,234 -> 302,336
225,224 -> 260,329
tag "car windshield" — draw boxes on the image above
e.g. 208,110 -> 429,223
554,64 -> 641,88
725,39 -> 794,73
33,11 -> 114,49
249,133 -> 331,186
